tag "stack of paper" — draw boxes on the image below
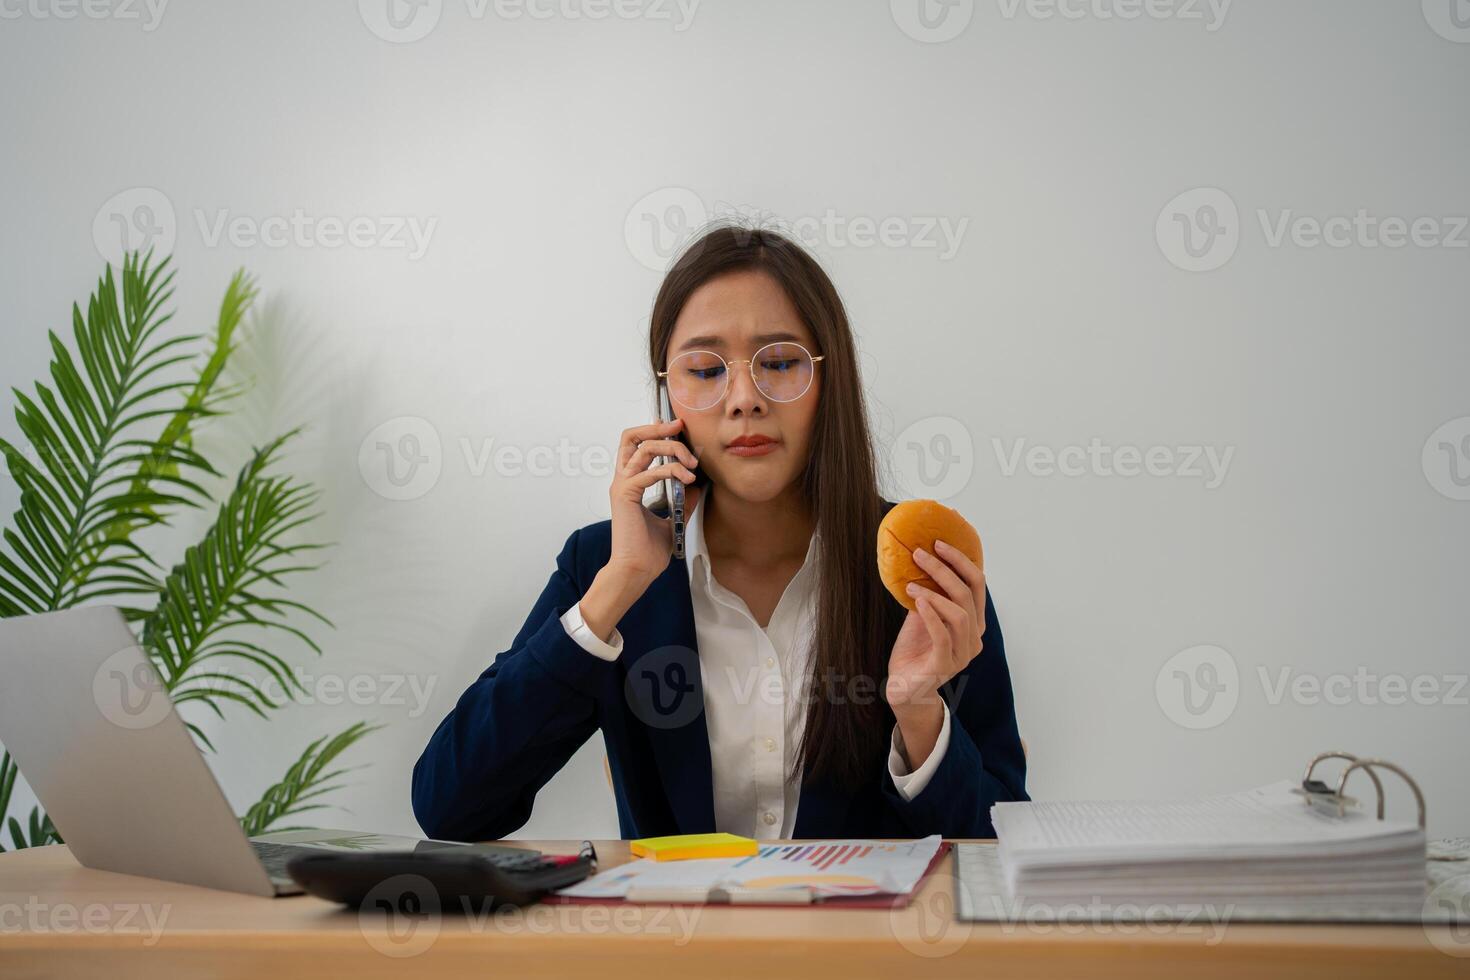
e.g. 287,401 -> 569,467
991,781 -> 1427,910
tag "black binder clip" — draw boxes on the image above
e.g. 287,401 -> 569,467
1295,751 -> 1426,829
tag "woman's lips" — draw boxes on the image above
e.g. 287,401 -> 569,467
726,440 -> 778,457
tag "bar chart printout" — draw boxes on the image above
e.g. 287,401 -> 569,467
557,836 -> 944,901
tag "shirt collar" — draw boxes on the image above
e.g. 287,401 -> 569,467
684,484 -> 821,591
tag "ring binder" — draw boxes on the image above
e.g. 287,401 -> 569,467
1296,751 -> 1427,829
966,764 -> 1446,926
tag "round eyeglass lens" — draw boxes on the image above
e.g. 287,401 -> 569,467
666,343 -> 815,410
666,349 -> 728,410
751,343 -> 815,402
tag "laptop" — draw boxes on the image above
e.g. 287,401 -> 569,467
0,606 -> 519,896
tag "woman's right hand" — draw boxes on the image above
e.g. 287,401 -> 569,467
576,418 -> 702,647
605,417 -> 702,593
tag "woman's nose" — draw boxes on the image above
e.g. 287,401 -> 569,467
723,359 -> 767,415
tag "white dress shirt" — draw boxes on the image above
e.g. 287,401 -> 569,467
560,486 -> 951,839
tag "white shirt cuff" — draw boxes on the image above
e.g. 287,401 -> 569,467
560,602 -> 624,662
887,703 -> 952,801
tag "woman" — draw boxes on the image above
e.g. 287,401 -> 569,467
412,225 -> 1027,842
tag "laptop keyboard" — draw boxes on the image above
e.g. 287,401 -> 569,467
251,841 -> 319,879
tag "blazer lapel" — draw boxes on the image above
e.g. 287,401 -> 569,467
623,554 -> 717,834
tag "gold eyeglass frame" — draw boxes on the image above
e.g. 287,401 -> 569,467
656,342 -> 825,411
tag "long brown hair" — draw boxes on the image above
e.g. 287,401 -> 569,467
648,223 -> 893,789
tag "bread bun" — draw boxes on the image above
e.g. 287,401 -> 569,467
876,499 -> 983,611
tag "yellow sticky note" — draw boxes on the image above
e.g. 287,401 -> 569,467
629,832 -> 759,861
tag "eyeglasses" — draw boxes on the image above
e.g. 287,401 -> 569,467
657,342 -> 824,411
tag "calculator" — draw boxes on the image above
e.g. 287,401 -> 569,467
286,845 -> 595,910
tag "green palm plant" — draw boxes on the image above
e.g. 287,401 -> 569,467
0,254 -> 199,618
141,430 -> 325,749
240,721 -> 380,837
0,251 -> 375,851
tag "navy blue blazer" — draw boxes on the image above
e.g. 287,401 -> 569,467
412,499 -> 1028,841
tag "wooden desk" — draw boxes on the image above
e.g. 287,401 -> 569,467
1,840 -> 1464,979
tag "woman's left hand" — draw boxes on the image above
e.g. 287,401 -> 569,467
885,539 -> 987,713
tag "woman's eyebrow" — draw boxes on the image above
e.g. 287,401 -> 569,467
675,331 -> 805,352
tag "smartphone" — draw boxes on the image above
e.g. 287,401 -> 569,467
653,383 -> 686,559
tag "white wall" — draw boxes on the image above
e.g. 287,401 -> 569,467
0,0 -> 1466,841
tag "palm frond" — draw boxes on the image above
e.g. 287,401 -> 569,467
0,251 -> 211,616
0,751 -> 61,851
0,256 -> 369,856
99,268 -> 258,559
139,430 -> 331,742
239,722 -> 380,837
0,253 -> 248,850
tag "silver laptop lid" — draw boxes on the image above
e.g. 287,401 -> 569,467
0,607 -> 276,896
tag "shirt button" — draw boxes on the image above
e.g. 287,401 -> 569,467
764,737 -> 776,752
763,811 -> 777,826
765,657 -> 775,668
